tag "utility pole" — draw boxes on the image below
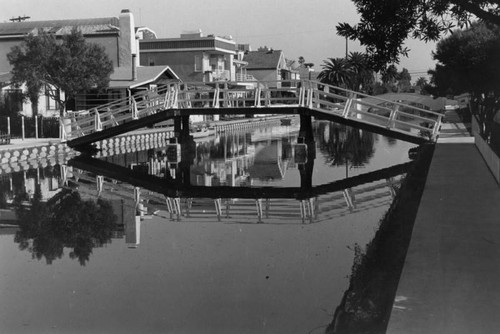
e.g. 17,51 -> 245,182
9,15 -> 30,22
345,36 -> 348,58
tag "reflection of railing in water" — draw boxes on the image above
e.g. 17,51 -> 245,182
64,156 -> 408,224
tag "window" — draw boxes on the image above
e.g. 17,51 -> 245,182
194,55 -> 202,72
148,56 -> 155,66
3,89 -> 23,113
45,86 -> 61,111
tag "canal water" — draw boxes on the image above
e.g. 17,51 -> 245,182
0,119 -> 415,334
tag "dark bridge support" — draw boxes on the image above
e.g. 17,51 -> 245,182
173,115 -> 192,143
297,114 -> 316,192
299,114 -> 314,143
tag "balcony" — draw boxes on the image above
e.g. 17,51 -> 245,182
236,73 -> 257,82
212,70 -> 231,81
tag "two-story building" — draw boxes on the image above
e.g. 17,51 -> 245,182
0,9 -> 179,116
139,30 -> 241,83
242,49 -> 299,88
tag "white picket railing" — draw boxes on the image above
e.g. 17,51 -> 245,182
61,80 -> 443,143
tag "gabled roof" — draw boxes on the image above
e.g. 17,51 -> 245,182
109,65 -> 179,89
0,72 -> 12,87
244,50 -> 284,70
0,17 -> 120,36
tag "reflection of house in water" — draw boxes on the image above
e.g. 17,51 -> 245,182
248,140 -> 288,181
0,167 -> 63,204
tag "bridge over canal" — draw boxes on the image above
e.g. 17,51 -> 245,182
61,80 -> 443,150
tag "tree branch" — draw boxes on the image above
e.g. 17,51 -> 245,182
451,0 -> 500,25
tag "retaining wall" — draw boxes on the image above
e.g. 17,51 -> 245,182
472,116 -> 500,184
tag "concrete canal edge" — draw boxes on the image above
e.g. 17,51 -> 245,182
323,144 -> 436,333
387,142 -> 500,334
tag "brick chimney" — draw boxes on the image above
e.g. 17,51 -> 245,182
118,9 -> 136,69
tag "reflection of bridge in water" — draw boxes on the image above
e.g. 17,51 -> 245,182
61,80 -> 443,150
65,155 -> 410,225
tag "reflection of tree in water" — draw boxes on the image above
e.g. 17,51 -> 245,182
14,186 -> 117,266
314,122 -> 375,167
206,133 -> 249,160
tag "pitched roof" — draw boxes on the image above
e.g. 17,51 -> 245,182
243,50 -> 283,70
0,72 -> 12,86
109,65 -> 179,89
0,17 -> 120,36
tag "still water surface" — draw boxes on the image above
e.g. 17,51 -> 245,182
0,119 -> 414,333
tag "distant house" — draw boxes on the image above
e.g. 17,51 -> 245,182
242,49 -> 299,88
140,30 -> 251,84
74,65 -> 179,111
0,9 -> 174,116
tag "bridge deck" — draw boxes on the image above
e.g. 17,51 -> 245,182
62,80 -> 443,149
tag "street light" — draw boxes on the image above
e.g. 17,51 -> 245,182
308,67 -> 315,80
304,63 -> 315,80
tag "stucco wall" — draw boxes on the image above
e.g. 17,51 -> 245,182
247,69 -> 279,84
140,51 -> 204,81
0,40 -> 21,73
86,36 -> 120,66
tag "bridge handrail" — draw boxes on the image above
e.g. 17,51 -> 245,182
62,79 -> 442,144
307,80 -> 444,117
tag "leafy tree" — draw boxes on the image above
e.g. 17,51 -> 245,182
380,64 -> 398,86
415,77 -> 428,89
396,68 -> 412,92
415,76 -> 430,95
431,21 -> 500,97
8,28 -> 114,116
429,21 -> 500,136
337,0 -> 500,70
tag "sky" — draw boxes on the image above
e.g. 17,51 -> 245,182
2,0 -> 437,80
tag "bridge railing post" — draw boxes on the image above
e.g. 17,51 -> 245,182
96,175 -> 104,196
223,82 -> 229,108
163,85 -> 172,109
131,97 -> 139,120
254,86 -> 261,108
213,83 -> 220,108
264,88 -> 271,107
298,82 -> 305,107
431,115 -> 443,140
59,118 -> 67,142
342,94 -> 354,118
94,109 -> 103,132
134,187 -> 141,210
171,83 -> 179,108
387,104 -> 399,129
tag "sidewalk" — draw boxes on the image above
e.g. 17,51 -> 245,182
387,111 -> 500,333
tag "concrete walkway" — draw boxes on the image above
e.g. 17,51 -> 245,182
387,112 -> 500,334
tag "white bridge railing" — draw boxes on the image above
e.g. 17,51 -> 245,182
61,80 -> 443,143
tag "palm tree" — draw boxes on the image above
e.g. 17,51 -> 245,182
347,52 -> 374,93
317,57 -> 353,88
381,64 -> 398,85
